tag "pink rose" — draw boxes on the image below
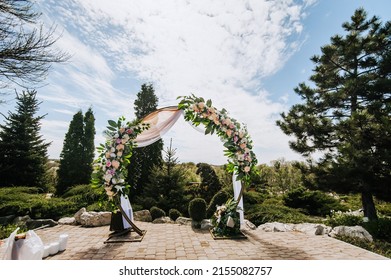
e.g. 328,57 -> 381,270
244,166 -> 251,173
116,144 -> 124,151
240,143 -> 246,149
106,161 -> 111,167
126,129 -> 133,134
226,129 -> 232,137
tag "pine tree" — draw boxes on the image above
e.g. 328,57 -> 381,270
276,9 -> 391,220
141,139 -> 186,213
127,83 -> 163,199
56,111 -> 84,194
0,90 -> 50,189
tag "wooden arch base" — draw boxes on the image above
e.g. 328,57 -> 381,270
104,203 -> 146,243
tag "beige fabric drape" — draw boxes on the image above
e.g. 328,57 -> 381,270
134,106 -> 182,147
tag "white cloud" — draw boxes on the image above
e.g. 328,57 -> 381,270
33,0 -> 310,163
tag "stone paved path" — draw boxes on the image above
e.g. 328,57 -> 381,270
2,222 -> 387,260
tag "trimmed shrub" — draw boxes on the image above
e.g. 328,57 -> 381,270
363,218 -> 391,242
150,206 -> 166,220
206,189 -> 230,218
325,211 -> 363,227
188,198 -> 207,222
168,209 -> 182,221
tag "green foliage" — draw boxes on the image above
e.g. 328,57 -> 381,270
141,142 -> 187,213
325,211 -> 364,227
196,163 -> 222,203
168,209 -> 182,221
207,189 -> 230,218
283,187 -> 347,216
128,83 -> 163,199
276,8 -> 391,220
57,108 -> 96,195
0,187 -> 78,220
243,190 -> 268,209
258,159 -> 304,193
0,224 -> 28,240
0,90 -> 50,190
245,200 -> 316,226
150,206 -> 166,220
335,236 -> 391,259
363,218 -> 391,242
188,198 -> 207,222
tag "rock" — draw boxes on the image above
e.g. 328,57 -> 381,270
244,219 -> 256,230
26,219 -> 58,230
175,217 -> 192,225
133,210 -> 152,222
293,223 -> 331,235
257,222 -> 294,232
329,226 -> 373,242
74,208 -> 86,224
0,215 -> 16,226
58,217 -> 76,225
152,217 -> 174,224
13,215 -> 32,227
200,219 -> 213,230
80,211 -> 111,227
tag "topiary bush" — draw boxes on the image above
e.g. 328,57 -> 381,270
150,206 -> 166,220
188,198 -> 207,222
168,209 -> 182,221
206,189 -> 230,218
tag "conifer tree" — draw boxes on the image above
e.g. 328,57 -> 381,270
127,83 -> 163,199
81,107 -> 95,184
0,90 -> 50,189
277,9 -> 391,220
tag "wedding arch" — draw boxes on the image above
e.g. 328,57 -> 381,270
91,94 -> 258,239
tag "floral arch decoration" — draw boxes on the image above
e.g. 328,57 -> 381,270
91,94 -> 258,237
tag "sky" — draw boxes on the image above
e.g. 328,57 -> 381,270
1,0 -> 390,165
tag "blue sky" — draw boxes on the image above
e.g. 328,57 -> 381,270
1,0 -> 390,165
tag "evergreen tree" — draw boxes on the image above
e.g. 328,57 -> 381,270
127,83 -> 163,199
81,107 -> 95,184
276,9 -> 391,220
196,163 -> 222,203
0,90 -> 50,189
57,111 -> 84,194
140,139 -> 186,213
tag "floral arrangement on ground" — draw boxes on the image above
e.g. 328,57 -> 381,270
211,198 -> 243,238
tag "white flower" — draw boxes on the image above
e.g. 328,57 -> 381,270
114,185 -> 124,192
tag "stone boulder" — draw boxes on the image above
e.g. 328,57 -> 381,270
243,219 -> 256,230
133,210 -> 152,222
152,216 -> 174,224
58,217 -> 77,225
175,217 -> 192,225
257,222 -> 294,232
0,215 -> 16,226
293,223 -> 332,236
26,219 -> 58,230
74,207 -> 86,224
201,219 -> 213,230
329,226 -> 373,242
80,211 -> 111,227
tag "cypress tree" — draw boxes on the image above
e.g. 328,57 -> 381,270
0,90 -> 50,190
56,108 -> 96,195
56,111 -> 84,194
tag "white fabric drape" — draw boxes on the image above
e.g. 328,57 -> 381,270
233,174 -> 244,225
135,106 -> 182,147
120,195 -> 133,229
